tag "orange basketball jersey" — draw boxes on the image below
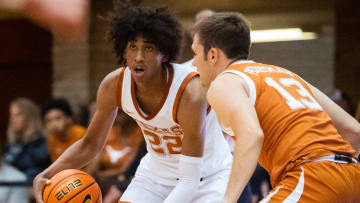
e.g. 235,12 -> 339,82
47,125 -> 86,162
99,126 -> 143,171
223,60 -> 356,186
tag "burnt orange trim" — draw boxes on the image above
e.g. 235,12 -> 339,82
172,72 -> 199,123
117,68 -> 125,110
131,65 -> 174,120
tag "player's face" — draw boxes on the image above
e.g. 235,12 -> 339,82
9,104 -> 28,133
44,109 -> 72,136
124,35 -> 166,84
192,34 -> 213,87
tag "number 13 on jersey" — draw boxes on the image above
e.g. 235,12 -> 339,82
265,77 -> 322,110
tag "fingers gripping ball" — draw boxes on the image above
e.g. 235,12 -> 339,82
43,169 -> 102,203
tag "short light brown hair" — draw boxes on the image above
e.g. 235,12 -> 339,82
193,12 -> 251,60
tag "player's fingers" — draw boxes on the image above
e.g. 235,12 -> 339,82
34,177 -> 51,203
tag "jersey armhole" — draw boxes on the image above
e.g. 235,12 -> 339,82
222,70 -> 257,105
172,72 -> 199,123
117,67 -> 125,111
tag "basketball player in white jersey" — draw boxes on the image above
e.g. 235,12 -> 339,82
33,2 -> 233,203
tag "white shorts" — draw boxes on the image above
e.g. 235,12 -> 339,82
120,169 -> 231,203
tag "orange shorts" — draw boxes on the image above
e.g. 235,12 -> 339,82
261,161 -> 360,203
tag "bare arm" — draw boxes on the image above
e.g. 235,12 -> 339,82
163,76 -> 207,203
33,69 -> 120,203
178,76 -> 207,158
309,84 -> 360,156
208,73 -> 263,203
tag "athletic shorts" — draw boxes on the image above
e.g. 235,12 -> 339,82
260,156 -> 360,203
119,169 -> 231,203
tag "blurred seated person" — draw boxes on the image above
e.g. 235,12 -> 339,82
41,98 -> 86,162
4,98 -> 51,181
0,138 -> 29,203
90,111 -> 144,203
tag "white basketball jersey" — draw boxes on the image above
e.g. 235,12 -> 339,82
117,63 -> 233,186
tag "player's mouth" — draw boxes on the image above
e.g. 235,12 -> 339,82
132,66 -> 146,79
134,67 -> 144,73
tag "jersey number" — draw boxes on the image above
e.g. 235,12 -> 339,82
264,77 -> 322,110
143,130 -> 182,155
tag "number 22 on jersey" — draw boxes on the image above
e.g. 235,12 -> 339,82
143,130 -> 182,155
265,77 -> 322,110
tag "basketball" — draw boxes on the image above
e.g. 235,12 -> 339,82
42,169 -> 102,203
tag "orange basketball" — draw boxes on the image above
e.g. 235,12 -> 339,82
42,169 -> 102,203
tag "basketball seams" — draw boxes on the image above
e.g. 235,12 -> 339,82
64,181 -> 96,202
44,172 -> 91,203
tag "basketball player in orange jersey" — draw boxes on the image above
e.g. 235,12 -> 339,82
0,0 -> 88,41
33,2 -> 233,203
191,12 -> 360,202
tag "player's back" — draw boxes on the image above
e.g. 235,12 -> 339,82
117,63 -> 232,185
224,60 -> 355,186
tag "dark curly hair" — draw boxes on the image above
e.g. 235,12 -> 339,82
107,0 -> 184,66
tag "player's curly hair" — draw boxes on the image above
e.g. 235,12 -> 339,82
106,0 -> 184,66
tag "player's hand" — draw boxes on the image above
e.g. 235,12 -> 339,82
33,172 -> 51,203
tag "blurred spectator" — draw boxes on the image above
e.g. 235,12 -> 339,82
41,98 -> 86,162
194,8 -> 216,24
90,111 -> 145,203
0,137 -> 29,203
71,102 -> 90,127
4,98 -> 51,181
329,89 -> 356,117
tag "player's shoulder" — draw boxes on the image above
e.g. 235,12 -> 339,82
99,67 -> 124,91
179,75 -> 206,108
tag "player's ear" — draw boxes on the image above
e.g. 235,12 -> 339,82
208,47 -> 218,65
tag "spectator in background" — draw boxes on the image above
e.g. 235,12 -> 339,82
4,98 -> 51,181
90,111 -> 144,203
0,136 -> 29,203
41,98 -> 86,162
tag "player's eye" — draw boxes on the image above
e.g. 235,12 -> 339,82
129,44 -> 136,50
145,46 -> 153,52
